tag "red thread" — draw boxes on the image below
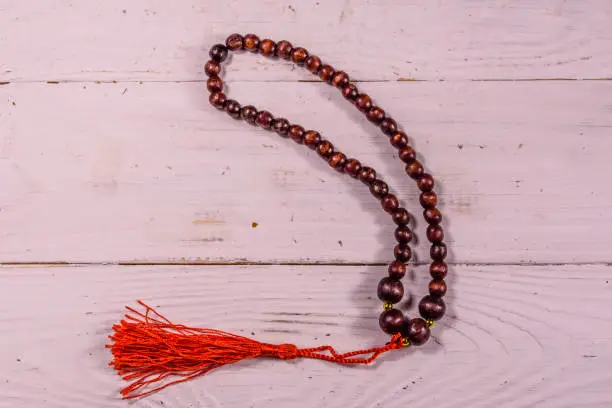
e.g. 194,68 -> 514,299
106,301 -> 403,399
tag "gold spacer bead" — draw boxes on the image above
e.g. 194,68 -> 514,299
383,302 -> 393,311
426,320 -> 435,327
402,337 -> 410,347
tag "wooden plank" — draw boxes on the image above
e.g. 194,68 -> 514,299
1,80 -> 611,264
0,264 -> 610,407
1,0 -> 611,82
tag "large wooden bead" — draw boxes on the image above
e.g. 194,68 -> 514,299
430,243 -> 447,261
318,64 -> 335,83
406,160 -> 424,179
379,308 -> 404,334
243,34 -> 260,52
255,110 -> 274,129
403,318 -> 430,346
291,47 -> 309,65
240,105 -> 258,125
331,71 -> 349,88
358,166 -> 376,184
342,84 -> 359,101
328,152 -> 347,171
418,174 -> 435,192
424,208 -> 442,225
369,180 -> 389,198
381,194 -> 399,213
355,94 -> 372,112
420,191 -> 438,208
344,158 -> 362,178
272,118 -> 290,136
429,279 -> 447,298
276,40 -> 293,59
224,99 -> 241,119
394,226 -> 413,244
289,125 -> 305,144
388,261 -> 406,279
258,39 -> 276,56
209,92 -> 226,110
380,118 -> 398,136
316,140 -> 334,158
390,132 -> 408,149
392,208 -> 410,226
419,295 -> 446,321
377,277 -> 404,303
305,55 -> 322,73
430,261 -> 448,280
394,244 -> 412,262
399,146 -> 416,163
204,60 -> 221,77
225,33 -> 244,51
426,225 -> 444,243
209,44 -> 228,62
304,130 -> 321,149
367,107 -> 385,124
206,76 -> 223,93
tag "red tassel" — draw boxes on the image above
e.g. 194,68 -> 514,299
106,301 -> 403,399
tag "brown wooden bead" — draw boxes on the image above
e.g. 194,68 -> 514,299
426,225 -> 444,243
224,99 -> 241,119
394,244 -> 412,262
430,243 -> 447,261
342,84 -> 359,101
394,226 -> 413,244
381,194 -> 399,213
209,92 -> 226,110
344,158 -> 362,178
258,39 -> 276,56
424,208 -> 442,225
355,94 -> 372,112
379,308 -> 404,334
419,295 -> 446,321
206,76 -> 223,93
204,60 -> 221,77
272,118 -> 290,136
328,152 -> 347,171
390,132 -> 408,149
290,47 -> 309,65
406,160 -> 424,179
392,208 -> 410,226
418,173 -> 434,192
420,191 -> 438,208
240,105 -> 258,125
255,110 -> 274,129
288,125 -> 305,143
243,34 -> 260,52
366,107 -> 385,124
388,261 -> 406,279
225,33 -> 244,51
380,118 -> 398,136
275,40 -> 293,59
399,146 -> 416,163
316,140 -> 334,158
305,56 -> 322,73
403,318 -> 430,346
303,130 -> 321,149
209,44 -> 228,62
369,180 -> 388,198
430,261 -> 448,280
331,71 -> 349,88
318,64 -> 335,83
377,277 -> 404,304
358,166 -> 376,184
429,279 -> 447,298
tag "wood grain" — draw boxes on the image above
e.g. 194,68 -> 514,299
1,0 -> 611,83
0,264 -> 610,408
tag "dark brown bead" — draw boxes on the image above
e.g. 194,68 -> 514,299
429,279 -> 447,298
258,39 -> 276,56
418,174 -> 434,192
255,110 -> 274,129
272,118 -> 290,136
392,208 -> 410,226
403,318 -> 430,346
240,105 -> 258,125
243,34 -> 260,52
224,99 -> 241,119
328,152 -> 347,171
424,208 -> 442,225
377,277 -> 404,304
379,308 -> 404,335
419,295 -> 446,321
331,71 -> 349,88
342,84 -> 359,101
430,243 -> 447,261
369,180 -> 388,198
204,60 -> 221,77
381,194 -> 399,213
290,47 -> 308,65
225,33 -> 244,51
303,130 -> 321,149
430,261 -> 448,280
316,140 -> 334,158
305,56 -> 322,73
420,191 -> 438,208
380,118 -> 398,136
366,107 -> 385,124
209,92 -> 226,110
275,40 -> 293,59
406,160 -> 424,179
289,125 -> 305,144
399,146 -> 416,163
358,166 -> 376,184
388,261 -> 406,279
394,244 -> 412,262
355,94 -> 372,112
206,76 -> 223,93
426,225 -> 444,243
344,158 -> 362,178
318,64 -> 335,83
390,132 -> 409,149
209,44 -> 228,62
394,226 -> 413,244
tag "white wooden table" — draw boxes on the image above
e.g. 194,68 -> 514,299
1,1 -> 611,407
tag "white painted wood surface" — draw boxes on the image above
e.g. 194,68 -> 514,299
1,1 -> 612,407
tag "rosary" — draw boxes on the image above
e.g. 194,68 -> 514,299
107,34 -> 448,400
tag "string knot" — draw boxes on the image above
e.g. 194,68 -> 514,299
260,343 -> 298,360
